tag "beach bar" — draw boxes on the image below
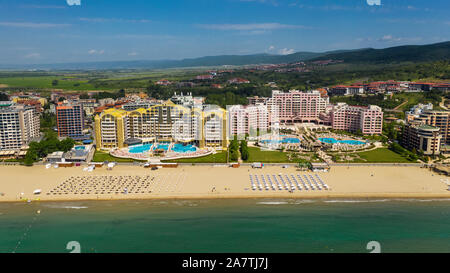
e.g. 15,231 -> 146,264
311,162 -> 330,172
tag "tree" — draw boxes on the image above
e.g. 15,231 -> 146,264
23,151 -> 36,166
59,138 -> 75,152
240,140 -> 249,161
230,150 -> 239,162
52,80 -> 59,86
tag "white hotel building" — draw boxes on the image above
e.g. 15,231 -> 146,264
0,104 -> 40,151
227,104 -> 269,137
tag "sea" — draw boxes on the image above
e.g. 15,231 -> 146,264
0,198 -> 449,253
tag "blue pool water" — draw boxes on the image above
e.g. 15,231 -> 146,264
74,146 -> 85,150
319,138 -> 366,145
153,144 -> 169,151
172,144 -> 197,153
129,143 -> 197,154
129,144 -> 153,154
261,137 -> 301,144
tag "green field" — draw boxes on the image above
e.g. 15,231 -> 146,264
163,151 -> 228,163
244,147 -> 291,163
0,69 -> 203,91
0,76 -> 101,91
348,148 -> 415,163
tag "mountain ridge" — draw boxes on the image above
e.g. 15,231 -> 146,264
1,41 -> 448,70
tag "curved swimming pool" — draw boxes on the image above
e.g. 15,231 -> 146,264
172,143 -> 197,153
261,137 -> 301,144
129,143 -> 197,154
319,138 -> 366,145
129,144 -> 153,154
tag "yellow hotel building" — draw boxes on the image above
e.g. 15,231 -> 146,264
94,100 -> 228,151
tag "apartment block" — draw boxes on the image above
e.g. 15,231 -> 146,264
402,121 -> 441,155
56,102 -> 85,138
267,90 -> 329,123
95,101 -> 227,150
0,105 -> 40,150
330,103 -> 383,135
227,104 -> 269,137
415,110 -> 450,144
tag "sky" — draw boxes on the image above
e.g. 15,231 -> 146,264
0,0 -> 449,64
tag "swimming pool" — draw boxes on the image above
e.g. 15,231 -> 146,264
129,143 -> 197,154
261,137 -> 301,144
153,144 -> 169,151
172,143 -> 197,153
319,138 -> 366,145
74,146 -> 86,150
129,144 -> 153,154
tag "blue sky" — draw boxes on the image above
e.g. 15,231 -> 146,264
0,0 -> 449,64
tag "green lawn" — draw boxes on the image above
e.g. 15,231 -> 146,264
163,151 -> 228,163
351,148 -> 416,163
92,151 -> 140,163
244,147 -> 291,163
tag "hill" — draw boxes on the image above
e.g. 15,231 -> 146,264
0,41 -> 448,70
311,41 -> 450,64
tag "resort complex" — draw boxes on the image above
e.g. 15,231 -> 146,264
94,100 -> 227,160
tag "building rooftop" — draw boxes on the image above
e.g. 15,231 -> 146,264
418,124 -> 440,131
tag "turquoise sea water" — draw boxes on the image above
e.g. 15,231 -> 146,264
319,138 -> 366,145
0,199 -> 449,253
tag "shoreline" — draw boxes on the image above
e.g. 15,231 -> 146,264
3,194 -> 450,205
0,165 -> 449,204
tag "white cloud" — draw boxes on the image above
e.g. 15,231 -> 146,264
239,0 -> 279,7
0,22 -> 70,28
377,35 -> 423,43
79,18 -> 150,23
379,35 -> 399,42
366,0 -> 381,6
88,49 -> 105,55
197,23 -> 308,31
21,5 -> 66,9
278,48 -> 295,55
128,52 -> 138,56
24,53 -> 41,59
268,45 -> 275,51
66,0 -> 81,6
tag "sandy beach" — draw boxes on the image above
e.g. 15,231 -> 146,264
0,165 -> 449,203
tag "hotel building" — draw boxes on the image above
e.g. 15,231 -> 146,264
56,102 -> 85,139
266,90 -> 329,124
402,121 -> 441,155
0,104 -> 40,150
414,110 -> 450,145
95,101 -> 227,150
329,103 -> 383,135
227,104 -> 269,137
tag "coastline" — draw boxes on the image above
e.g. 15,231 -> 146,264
0,165 -> 448,204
